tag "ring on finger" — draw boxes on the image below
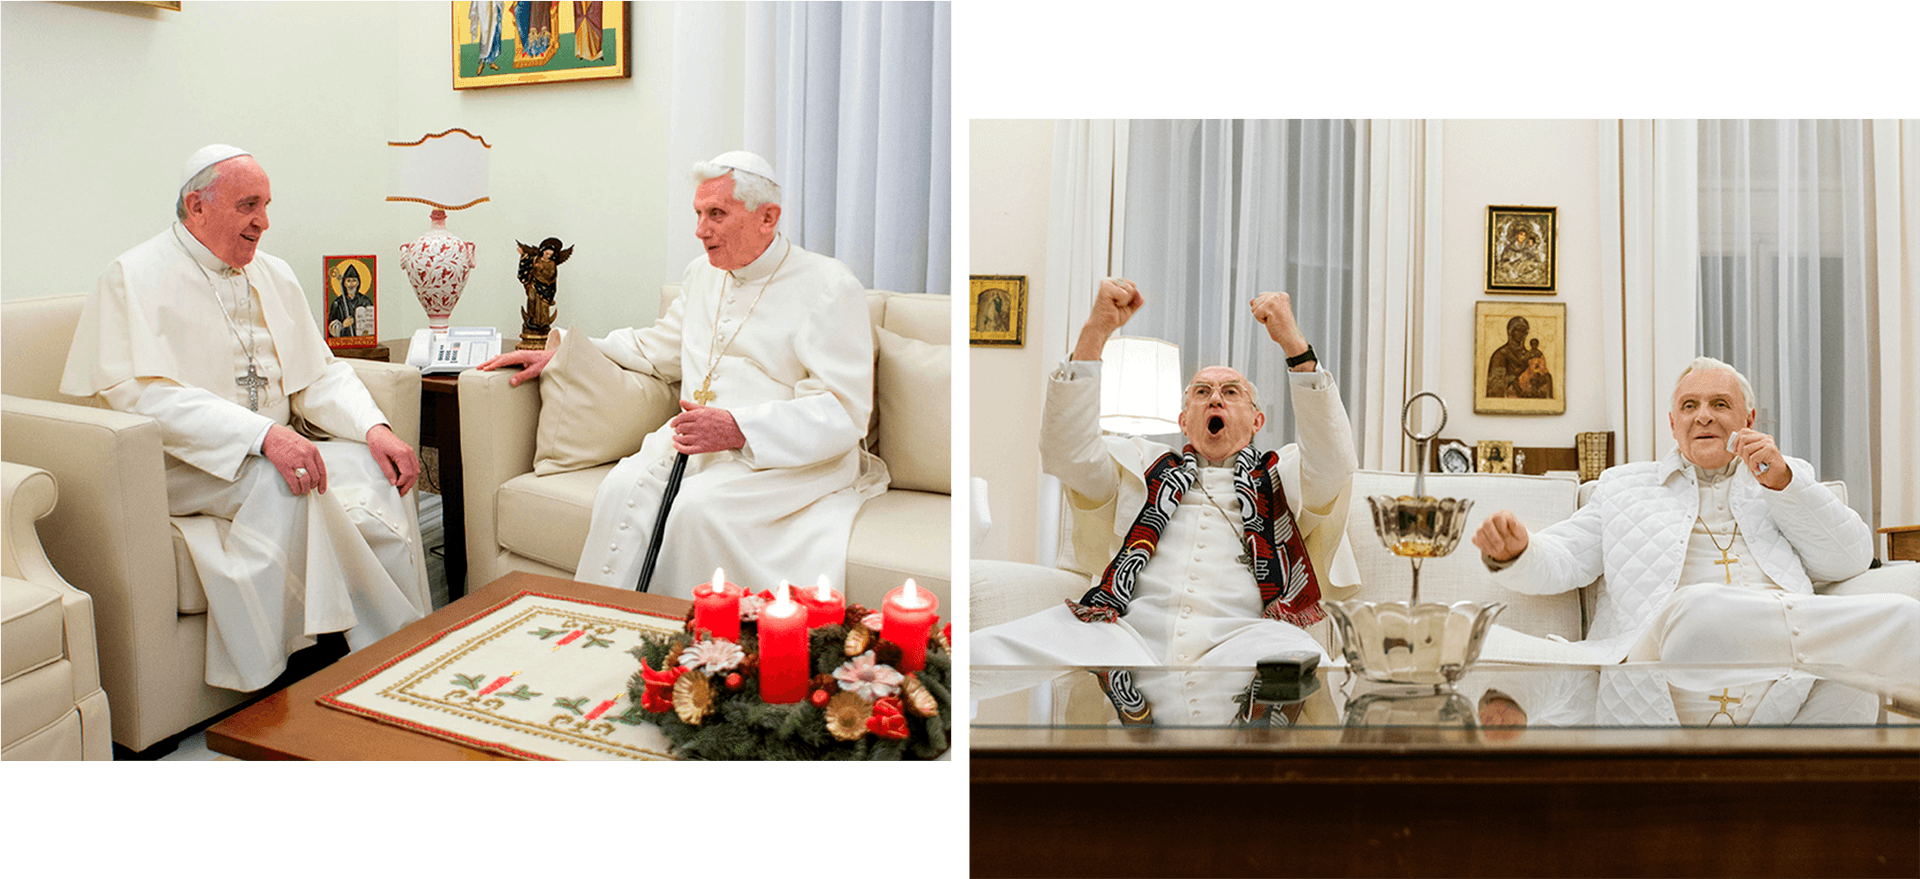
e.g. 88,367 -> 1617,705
295,467 -> 308,479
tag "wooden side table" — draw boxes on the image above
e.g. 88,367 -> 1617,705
383,340 -> 469,600
1879,524 -> 1919,562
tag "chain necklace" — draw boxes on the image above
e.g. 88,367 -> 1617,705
691,239 -> 792,406
172,226 -> 267,411
1699,517 -> 1741,584
1193,472 -> 1255,569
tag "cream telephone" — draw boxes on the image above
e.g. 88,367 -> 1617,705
405,327 -> 502,374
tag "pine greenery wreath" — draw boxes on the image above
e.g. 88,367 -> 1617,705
627,604 -> 950,760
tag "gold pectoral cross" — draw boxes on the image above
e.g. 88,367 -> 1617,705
691,375 -> 715,406
1712,548 -> 1739,584
236,362 -> 268,412
1706,687 -> 1742,726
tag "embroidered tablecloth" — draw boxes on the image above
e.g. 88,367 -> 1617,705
319,590 -> 685,760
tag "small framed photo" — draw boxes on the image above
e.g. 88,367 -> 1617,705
969,275 -> 1027,347
1477,440 -> 1515,474
1473,300 -> 1566,415
322,255 -> 379,350
1437,439 -> 1474,474
1485,205 -> 1557,293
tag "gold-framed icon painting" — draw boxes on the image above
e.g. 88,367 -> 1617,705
322,255 -> 379,350
970,275 -> 1027,347
1473,300 -> 1565,415
1485,205 -> 1556,293
453,2 -> 630,90
1477,440 -> 1516,474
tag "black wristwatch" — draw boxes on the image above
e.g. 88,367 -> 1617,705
1285,344 -> 1317,368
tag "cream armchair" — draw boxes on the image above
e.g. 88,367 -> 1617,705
0,293 -> 422,753
458,287 -> 952,611
3,462 -> 112,760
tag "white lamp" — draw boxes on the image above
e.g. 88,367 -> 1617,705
387,129 -> 491,335
1099,336 -> 1183,435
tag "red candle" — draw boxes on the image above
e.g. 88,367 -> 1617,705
757,580 -> 810,703
478,671 -> 519,697
794,574 -> 846,628
585,695 -> 621,722
881,578 -> 940,672
692,568 -> 742,641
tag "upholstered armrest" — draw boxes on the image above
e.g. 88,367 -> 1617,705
0,395 -> 177,710
1,461 -> 106,707
346,359 -> 422,451
1817,563 -> 1920,600
457,367 -> 542,578
970,559 -> 1089,631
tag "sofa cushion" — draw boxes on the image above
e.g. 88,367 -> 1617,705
496,465 -> 611,572
1,650 -> 76,751
873,327 -> 950,494
1,576 -> 64,683
846,489 -> 951,609
533,328 -> 676,476
877,291 -> 948,345
1344,470 -> 1584,642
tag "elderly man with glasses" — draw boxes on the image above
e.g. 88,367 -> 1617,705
971,278 -> 1357,725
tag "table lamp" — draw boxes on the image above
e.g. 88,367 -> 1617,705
1099,336 -> 1182,435
387,129 -> 490,335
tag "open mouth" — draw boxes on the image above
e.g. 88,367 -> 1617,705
1208,415 -> 1225,434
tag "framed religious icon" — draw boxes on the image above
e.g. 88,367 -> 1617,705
1485,205 -> 1557,293
970,275 -> 1027,347
323,255 -> 379,350
1437,439 -> 1475,474
452,2 -> 630,90
1477,440 -> 1515,474
1473,300 -> 1566,415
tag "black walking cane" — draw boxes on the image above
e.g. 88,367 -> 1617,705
633,452 -> 689,593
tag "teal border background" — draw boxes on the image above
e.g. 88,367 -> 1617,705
15,0 -> 1920,875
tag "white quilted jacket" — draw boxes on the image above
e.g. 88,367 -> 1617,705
1489,449 -> 1872,660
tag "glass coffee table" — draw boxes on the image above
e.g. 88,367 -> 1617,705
970,662 -> 1920,878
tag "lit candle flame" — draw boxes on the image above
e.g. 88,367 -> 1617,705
775,579 -> 793,605
815,574 -> 833,601
901,578 -> 924,607
711,568 -> 725,592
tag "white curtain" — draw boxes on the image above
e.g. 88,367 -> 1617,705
746,1 -> 951,296
1695,120 -> 1877,527
1112,120 -> 1371,457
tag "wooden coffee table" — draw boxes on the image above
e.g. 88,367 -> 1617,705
206,572 -> 689,760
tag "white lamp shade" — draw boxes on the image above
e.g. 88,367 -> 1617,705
1100,336 -> 1183,435
387,128 -> 491,211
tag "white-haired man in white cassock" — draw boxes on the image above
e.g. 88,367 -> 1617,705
970,279 -> 1357,725
478,151 -> 885,598
1470,356 -> 1920,726
61,144 -> 430,692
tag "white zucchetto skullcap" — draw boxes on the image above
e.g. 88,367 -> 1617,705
179,144 -> 252,192
706,150 -> 777,186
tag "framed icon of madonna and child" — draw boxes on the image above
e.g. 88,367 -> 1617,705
1473,300 -> 1565,415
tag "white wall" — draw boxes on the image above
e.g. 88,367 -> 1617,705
2,2 -> 709,339
1435,120 -> 1610,453
967,119 -> 1052,564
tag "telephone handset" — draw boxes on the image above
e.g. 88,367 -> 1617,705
405,327 -> 502,374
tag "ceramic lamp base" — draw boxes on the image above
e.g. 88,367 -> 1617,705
400,210 -> 476,335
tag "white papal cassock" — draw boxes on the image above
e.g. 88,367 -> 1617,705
60,224 -> 429,692
970,360 -> 1359,724
572,234 -> 887,598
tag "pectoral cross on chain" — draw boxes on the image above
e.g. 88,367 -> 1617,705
1712,547 -> 1739,584
691,375 -> 716,406
1706,687 -> 1742,725
236,362 -> 268,412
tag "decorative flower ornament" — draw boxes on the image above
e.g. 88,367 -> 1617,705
833,650 -> 904,701
638,658 -> 687,713
672,672 -> 715,725
867,696 -> 911,740
861,611 -> 885,631
678,638 -> 745,674
739,590 -> 772,621
825,692 -> 869,741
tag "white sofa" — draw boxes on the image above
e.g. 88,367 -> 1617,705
972,469 -> 1920,647
0,293 -> 423,752
2,462 -> 112,760
458,287 -> 951,611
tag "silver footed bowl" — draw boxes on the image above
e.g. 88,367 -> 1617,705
1324,599 -> 1507,688
1367,494 -> 1474,558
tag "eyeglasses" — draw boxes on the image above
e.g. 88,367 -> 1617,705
1186,381 -> 1249,403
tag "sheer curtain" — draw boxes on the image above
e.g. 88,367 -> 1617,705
1113,120 -> 1371,453
1695,120 -> 1875,525
745,1 -> 951,295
